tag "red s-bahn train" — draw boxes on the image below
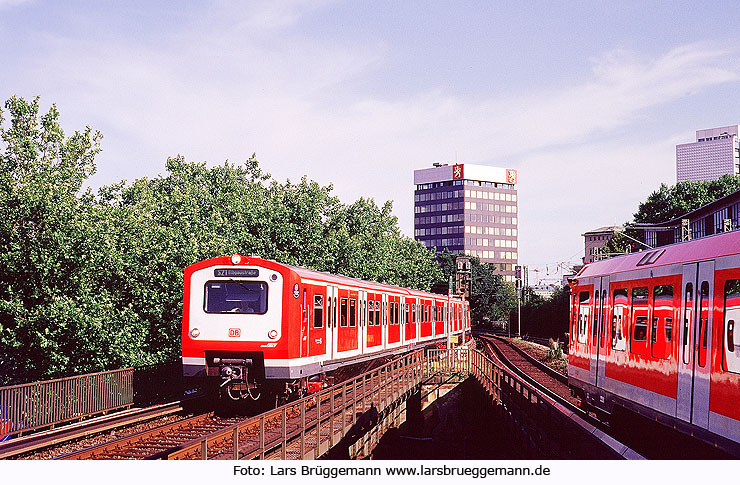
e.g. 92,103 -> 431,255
182,254 -> 470,401
568,230 -> 740,455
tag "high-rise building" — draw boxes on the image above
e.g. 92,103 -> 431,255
413,163 -> 518,282
676,125 -> 740,182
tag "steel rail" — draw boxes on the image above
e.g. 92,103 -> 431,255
54,351 -> 423,460
167,351 -> 424,460
0,402 -> 183,459
477,335 -> 601,428
490,335 -> 568,384
57,412 -> 223,460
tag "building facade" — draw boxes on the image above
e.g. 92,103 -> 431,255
676,125 -> 740,182
639,188 -> 740,248
582,225 -> 622,264
413,163 -> 518,282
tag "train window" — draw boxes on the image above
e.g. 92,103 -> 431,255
340,298 -> 348,327
633,317 -> 648,341
630,287 -> 649,355
612,289 -> 628,351
724,279 -> 740,374
374,300 -> 381,326
592,291 -> 600,345
313,295 -> 324,328
683,283 -> 693,365
577,291 -> 589,344
651,285 -> 674,360
302,290 -> 307,323
204,281 -> 268,314
349,299 -> 356,327
599,290 -> 607,348
698,282 -> 710,367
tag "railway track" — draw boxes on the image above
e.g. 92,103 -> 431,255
58,412 -> 246,459
476,334 -> 603,429
479,335 -> 736,459
0,402 -> 185,459
57,353 -> 420,460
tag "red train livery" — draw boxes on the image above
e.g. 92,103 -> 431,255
569,229 -> 740,454
182,255 -> 470,401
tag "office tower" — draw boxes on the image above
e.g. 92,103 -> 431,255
676,125 -> 740,182
413,163 -> 518,282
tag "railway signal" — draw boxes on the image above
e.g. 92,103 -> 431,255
455,256 -> 471,298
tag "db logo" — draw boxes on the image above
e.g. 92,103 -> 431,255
506,169 -> 517,184
228,328 -> 241,338
452,164 -> 464,180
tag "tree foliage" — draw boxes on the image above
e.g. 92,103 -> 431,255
0,96 -> 440,385
513,286 -> 570,340
634,175 -> 740,224
434,250 -> 517,328
603,175 -> 740,255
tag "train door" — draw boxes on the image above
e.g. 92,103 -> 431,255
327,285 -> 337,360
382,293 -> 388,349
360,291 -> 367,354
677,261 -> 714,427
404,298 -> 416,343
309,288 -> 327,357
400,297 -> 406,345
387,295 -> 401,346
435,302 -> 445,336
301,288 -> 309,357
336,289 -> 359,354
364,293 -> 378,350
590,276 -> 610,387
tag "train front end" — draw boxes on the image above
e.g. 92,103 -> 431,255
181,255 -> 289,401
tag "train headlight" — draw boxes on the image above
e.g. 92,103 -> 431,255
231,254 -> 242,265
190,328 -> 201,338
268,329 -> 278,339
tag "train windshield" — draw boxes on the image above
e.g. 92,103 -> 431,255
204,281 -> 268,314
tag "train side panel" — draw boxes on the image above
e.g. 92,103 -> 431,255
568,233 -> 740,455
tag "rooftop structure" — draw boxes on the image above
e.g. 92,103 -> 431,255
413,163 -> 518,282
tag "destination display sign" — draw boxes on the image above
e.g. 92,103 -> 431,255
214,268 -> 259,278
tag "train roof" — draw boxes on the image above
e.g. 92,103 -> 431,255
187,255 -> 464,302
575,230 -> 740,280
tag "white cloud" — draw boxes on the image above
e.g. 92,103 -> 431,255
5,6 -> 740,273
0,0 -> 32,10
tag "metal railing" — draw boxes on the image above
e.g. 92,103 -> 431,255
468,347 -> 639,459
167,351 -> 426,460
0,368 -> 133,439
426,348 -> 471,376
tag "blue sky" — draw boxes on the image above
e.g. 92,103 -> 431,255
2,1 -> 740,283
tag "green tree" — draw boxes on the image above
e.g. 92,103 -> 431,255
603,175 -> 740,256
0,96 -> 443,385
634,175 -> 740,224
513,286 -> 570,340
435,250 -> 517,328
0,96 -> 117,382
